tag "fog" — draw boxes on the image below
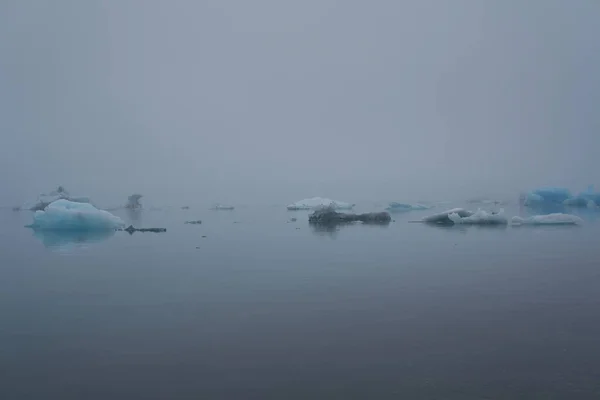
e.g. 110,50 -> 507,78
2,0 -> 599,207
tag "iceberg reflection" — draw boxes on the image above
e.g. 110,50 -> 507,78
31,229 -> 115,250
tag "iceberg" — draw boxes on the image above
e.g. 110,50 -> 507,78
125,194 -> 143,209
287,197 -> 354,211
26,200 -> 125,231
523,187 -> 572,207
448,208 -> 508,225
563,185 -> 600,208
511,213 -> 583,226
419,208 -> 474,225
386,202 -> 432,212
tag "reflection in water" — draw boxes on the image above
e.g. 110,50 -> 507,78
309,221 -> 390,238
125,208 -> 142,225
422,223 -> 509,235
31,229 -> 115,250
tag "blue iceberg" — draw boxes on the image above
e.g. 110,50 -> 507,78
26,200 -> 125,231
524,187 -> 572,206
386,202 -> 432,212
564,185 -> 600,208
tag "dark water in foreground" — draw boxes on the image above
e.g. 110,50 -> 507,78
1,204 -> 600,399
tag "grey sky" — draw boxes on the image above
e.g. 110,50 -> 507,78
2,0 -> 599,206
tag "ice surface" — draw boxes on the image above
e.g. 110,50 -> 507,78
448,208 -> 508,225
287,197 -> 354,210
386,202 -> 432,212
27,200 -> 125,231
511,213 -> 584,226
524,187 -> 572,206
421,208 -> 474,224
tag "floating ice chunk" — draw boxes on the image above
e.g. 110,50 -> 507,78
420,208 -> 474,224
466,198 -> 506,205
386,202 -> 432,212
524,187 -> 572,206
211,204 -> 235,210
448,208 -> 508,225
27,200 -> 125,231
287,197 -> 354,210
511,213 -> 583,226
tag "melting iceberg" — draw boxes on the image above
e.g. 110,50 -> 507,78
386,202 -> 432,212
125,194 -> 143,209
511,213 -> 583,226
448,208 -> 508,225
27,200 -> 125,231
287,197 -> 354,211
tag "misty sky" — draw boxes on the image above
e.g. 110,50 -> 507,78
1,0 -> 599,206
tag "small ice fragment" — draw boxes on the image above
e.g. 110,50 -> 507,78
287,197 -> 354,210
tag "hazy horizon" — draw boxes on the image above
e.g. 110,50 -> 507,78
2,0 -> 599,207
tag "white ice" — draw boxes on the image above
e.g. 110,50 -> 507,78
27,199 -> 125,231
287,197 -> 354,210
448,208 -> 508,225
421,208 -> 474,224
511,213 -> 584,226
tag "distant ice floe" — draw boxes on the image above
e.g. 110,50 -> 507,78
511,213 -> 583,226
125,194 -> 143,209
386,202 -> 432,212
211,204 -> 235,210
286,197 -> 354,211
523,187 -> 572,207
26,199 -> 125,231
466,198 -> 507,205
523,186 -> 600,209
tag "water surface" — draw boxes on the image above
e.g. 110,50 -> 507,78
1,204 -> 600,399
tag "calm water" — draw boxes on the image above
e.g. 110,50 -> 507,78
1,204 -> 600,399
